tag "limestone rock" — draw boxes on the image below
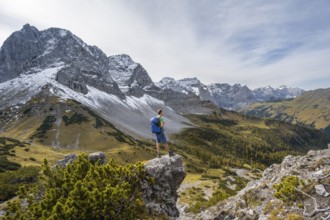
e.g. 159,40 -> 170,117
142,154 -> 186,217
315,184 -> 330,197
88,151 -> 107,165
56,154 -> 77,168
55,152 -> 107,168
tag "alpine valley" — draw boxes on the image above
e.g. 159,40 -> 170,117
0,24 -> 329,219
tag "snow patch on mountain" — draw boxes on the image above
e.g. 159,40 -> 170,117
124,95 -> 165,110
0,62 -> 65,108
0,63 -> 190,138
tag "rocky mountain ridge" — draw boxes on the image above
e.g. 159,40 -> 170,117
156,77 -> 305,110
0,24 -> 305,116
0,24 -> 200,139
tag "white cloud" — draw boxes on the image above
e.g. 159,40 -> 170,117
0,0 -> 329,90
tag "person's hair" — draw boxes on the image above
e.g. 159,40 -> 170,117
157,109 -> 163,115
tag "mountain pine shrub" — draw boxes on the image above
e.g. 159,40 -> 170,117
273,176 -> 304,204
4,154 -> 150,220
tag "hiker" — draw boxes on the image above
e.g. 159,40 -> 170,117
151,109 -> 174,158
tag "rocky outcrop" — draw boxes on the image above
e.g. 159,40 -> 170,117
194,147 -> 330,220
54,152 -> 186,218
142,154 -> 186,217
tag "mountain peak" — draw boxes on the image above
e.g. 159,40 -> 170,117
21,23 -> 38,32
108,54 -> 153,96
178,77 -> 200,85
108,54 -> 135,68
158,77 -> 176,84
0,24 -> 124,98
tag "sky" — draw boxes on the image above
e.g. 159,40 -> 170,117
0,0 -> 329,90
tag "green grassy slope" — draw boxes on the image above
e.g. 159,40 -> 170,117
172,110 -> 330,169
243,88 -> 330,134
0,96 -> 161,168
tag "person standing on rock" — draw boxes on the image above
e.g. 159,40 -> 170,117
151,109 -> 174,158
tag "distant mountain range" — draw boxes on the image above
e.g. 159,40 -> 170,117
156,77 -> 304,110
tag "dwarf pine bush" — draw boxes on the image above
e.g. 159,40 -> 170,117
273,176 -> 304,204
4,154 -> 149,220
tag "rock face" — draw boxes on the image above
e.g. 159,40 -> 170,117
195,148 -> 330,220
142,154 -> 186,217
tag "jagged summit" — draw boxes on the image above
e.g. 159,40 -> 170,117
0,24 -> 123,97
108,54 -> 136,67
108,54 -> 153,96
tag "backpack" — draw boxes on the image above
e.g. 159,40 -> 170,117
150,117 -> 161,134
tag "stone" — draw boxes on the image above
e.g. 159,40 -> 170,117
55,152 -> 107,168
308,150 -> 317,157
142,154 -> 186,217
88,151 -> 107,165
315,184 -> 330,197
56,154 -> 77,168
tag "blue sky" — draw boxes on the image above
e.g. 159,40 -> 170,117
0,0 -> 329,90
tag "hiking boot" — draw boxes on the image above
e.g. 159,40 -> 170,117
169,151 -> 175,157
157,153 -> 161,158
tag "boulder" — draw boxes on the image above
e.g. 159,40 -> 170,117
142,154 -> 186,217
315,184 -> 330,197
88,151 -> 107,164
56,154 -> 77,168
55,152 -> 107,168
